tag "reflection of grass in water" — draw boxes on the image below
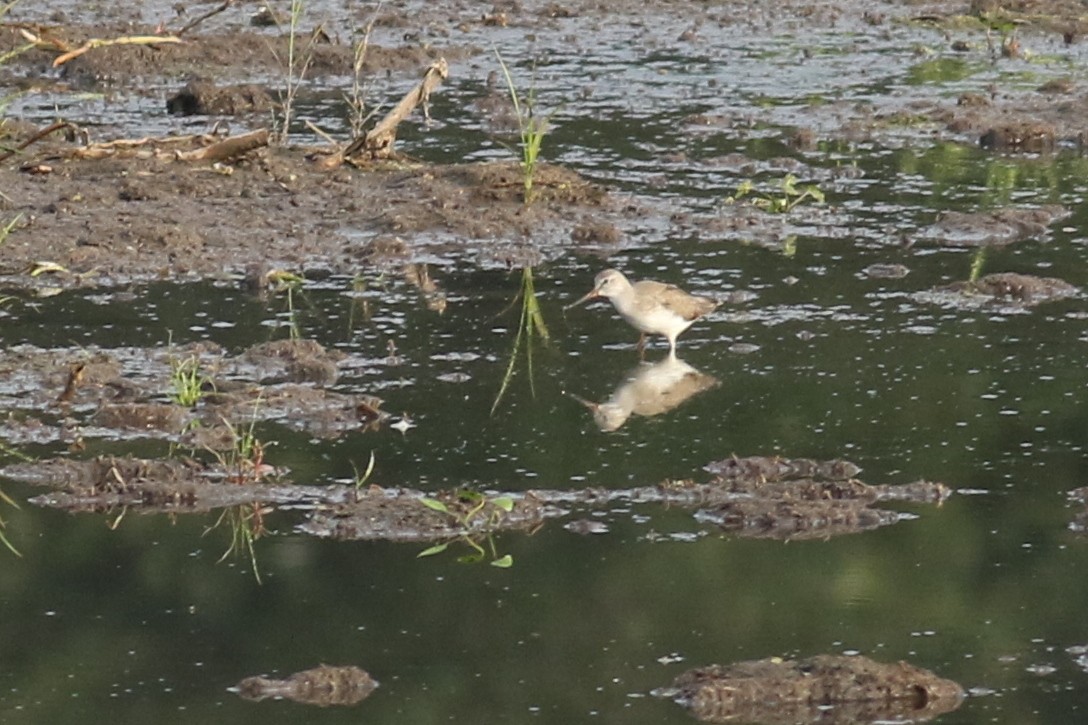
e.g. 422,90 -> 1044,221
0,487 -> 20,557
0,440 -> 30,556
418,491 -> 515,567
968,247 -> 986,283
205,405 -> 273,583
491,267 -> 549,416
209,504 -> 266,584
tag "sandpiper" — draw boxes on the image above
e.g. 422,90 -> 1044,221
567,268 -> 719,353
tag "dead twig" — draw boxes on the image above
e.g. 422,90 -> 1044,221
177,0 -> 235,37
174,128 -> 269,161
51,35 -> 182,68
70,128 -> 267,162
0,120 -> 75,162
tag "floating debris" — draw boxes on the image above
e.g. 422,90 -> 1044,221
656,654 -> 964,724
233,665 -> 377,706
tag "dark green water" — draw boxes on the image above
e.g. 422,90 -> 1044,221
7,2 -> 1088,722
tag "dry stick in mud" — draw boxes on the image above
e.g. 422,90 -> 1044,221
319,57 -> 449,169
17,28 -> 183,67
174,128 -> 270,162
176,0 -> 235,37
0,120 -> 76,163
71,128 -> 269,162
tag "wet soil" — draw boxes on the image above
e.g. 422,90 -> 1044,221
657,654 -> 965,724
3,0 -> 1088,286
233,664 -> 378,707
4,454 -> 950,546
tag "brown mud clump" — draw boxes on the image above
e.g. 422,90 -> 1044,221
936,272 -> 1080,306
920,206 -> 1069,247
233,665 -> 377,706
9,454 -> 951,547
166,80 -> 272,116
657,654 -> 965,724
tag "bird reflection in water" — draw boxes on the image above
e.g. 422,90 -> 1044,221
572,352 -> 718,432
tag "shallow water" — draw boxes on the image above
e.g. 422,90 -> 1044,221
6,2 -> 1088,723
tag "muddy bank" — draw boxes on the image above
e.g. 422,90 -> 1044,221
656,654 -> 965,724
5,455 -> 950,550
232,664 -> 378,707
4,0 -> 1088,288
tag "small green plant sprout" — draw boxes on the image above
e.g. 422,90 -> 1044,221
351,451 -> 377,492
345,7 -> 381,139
0,213 -> 22,245
169,355 -> 210,407
209,408 -> 275,486
491,267 -> 550,416
495,51 -> 557,204
725,174 -> 825,214
272,0 -> 317,143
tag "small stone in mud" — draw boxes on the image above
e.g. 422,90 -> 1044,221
979,122 -> 1056,152
166,80 -> 272,116
233,665 -> 377,706
657,654 -> 964,723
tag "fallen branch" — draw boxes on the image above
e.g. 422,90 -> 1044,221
175,128 -> 269,161
319,57 -> 448,169
0,120 -> 75,162
51,35 -> 182,68
70,128 -> 268,162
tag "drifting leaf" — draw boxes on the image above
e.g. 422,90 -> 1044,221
491,496 -> 515,513
491,554 -> 514,568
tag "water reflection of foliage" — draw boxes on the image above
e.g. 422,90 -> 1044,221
491,267 -> 549,416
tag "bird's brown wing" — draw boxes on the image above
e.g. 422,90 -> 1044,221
636,281 -> 719,321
